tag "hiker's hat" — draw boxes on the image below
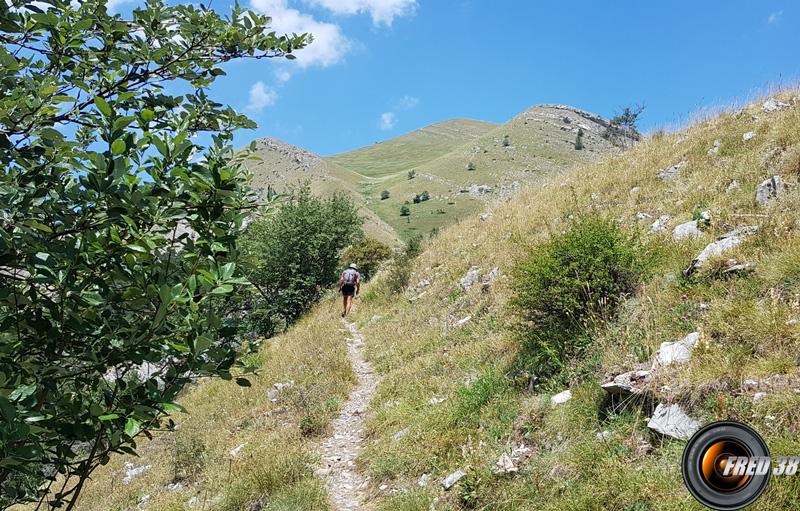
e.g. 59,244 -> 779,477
349,263 -> 358,270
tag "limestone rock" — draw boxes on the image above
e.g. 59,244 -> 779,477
762,98 -> 790,112
479,212 -> 494,221
656,161 -> 687,181
672,220 -> 702,241
392,428 -> 410,442
755,175 -> 785,205
454,315 -> 472,327
708,139 -> 721,155
551,390 -> 572,405
743,131 -> 756,141
441,470 -> 467,490
647,403 -> 700,440
601,370 -> 651,394
649,215 -> 671,233
685,226 -> 758,275
122,462 -> 151,485
652,332 -> 700,368
481,267 -> 501,293
726,180 -> 740,193
460,266 -> 480,290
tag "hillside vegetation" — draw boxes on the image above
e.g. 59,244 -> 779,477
59,91 -> 800,511
243,106 -> 625,243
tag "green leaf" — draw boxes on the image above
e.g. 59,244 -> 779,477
235,378 -> 251,387
99,414 -> 120,421
22,219 -> 53,233
124,418 -> 141,437
210,284 -> 233,295
141,109 -> 154,121
10,384 -> 36,402
94,96 -> 112,117
160,402 -> 186,413
111,139 -> 126,155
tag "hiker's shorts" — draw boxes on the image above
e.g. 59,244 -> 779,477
342,284 -> 356,297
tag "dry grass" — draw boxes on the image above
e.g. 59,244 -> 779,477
351,90 -> 800,510
35,90 -> 800,511
36,301 -> 354,511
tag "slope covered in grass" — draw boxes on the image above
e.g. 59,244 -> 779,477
62,92 -> 800,511
351,91 -> 800,510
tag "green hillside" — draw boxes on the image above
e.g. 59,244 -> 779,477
60,92 -> 800,511
243,106 -> 624,242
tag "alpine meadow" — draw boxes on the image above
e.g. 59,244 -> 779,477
2,1 -> 800,511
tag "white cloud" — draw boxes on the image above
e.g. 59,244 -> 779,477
247,81 -> 278,112
306,0 -> 416,26
767,10 -> 783,24
379,111 -> 396,130
394,94 -> 419,110
275,70 -> 293,83
250,0 -> 350,68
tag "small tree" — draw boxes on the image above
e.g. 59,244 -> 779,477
603,104 -> 644,147
380,190 -> 390,200
502,135 -> 511,147
0,1 -> 308,507
240,188 -> 362,336
400,205 -> 411,217
575,128 -> 585,150
340,238 -> 392,281
420,191 -> 430,202
407,169 -> 416,180
467,161 -> 476,171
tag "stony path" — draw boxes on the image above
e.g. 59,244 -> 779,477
316,320 -> 380,510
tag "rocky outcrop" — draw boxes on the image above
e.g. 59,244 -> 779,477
755,175 -> 785,205
652,332 -> 700,369
685,226 -> 759,275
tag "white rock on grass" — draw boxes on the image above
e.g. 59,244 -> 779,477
454,316 -> 472,327
708,139 -> 721,155
430,397 -> 447,405
743,131 -> 756,141
726,180 -> 740,193
601,370 -> 651,395
494,453 -> 518,474
417,473 -> 431,487
685,226 -> 759,275
656,161 -> 687,181
649,215 -> 671,233
479,213 -> 494,221
672,220 -> 702,241
460,266 -> 480,290
441,470 -> 467,490
551,390 -> 572,405
647,403 -> 700,440
392,428 -> 410,442
755,175 -> 785,205
122,462 -> 152,485
652,332 -> 700,368
762,98 -> 790,112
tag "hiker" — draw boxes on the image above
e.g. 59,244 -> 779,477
339,263 -> 361,317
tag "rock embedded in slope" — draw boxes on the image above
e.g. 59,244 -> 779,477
656,161 -> 687,181
551,390 -> 572,405
743,131 -> 756,141
649,215 -> 671,233
708,139 -> 721,155
601,370 -> 651,395
441,470 -> 467,490
762,98 -> 790,112
460,266 -> 480,290
652,332 -> 700,368
755,175 -> 785,205
647,403 -> 700,440
672,220 -> 702,241
684,226 -> 759,275
481,267 -> 501,293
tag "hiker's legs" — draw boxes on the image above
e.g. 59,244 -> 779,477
345,295 -> 354,316
342,294 -> 348,316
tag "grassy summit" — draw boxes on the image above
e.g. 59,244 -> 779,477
62,91 -> 800,511
242,106 -> 625,243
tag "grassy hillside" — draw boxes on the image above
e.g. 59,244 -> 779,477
62,91 -> 800,511
243,107 -> 624,243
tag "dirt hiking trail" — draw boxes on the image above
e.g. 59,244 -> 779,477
316,320 -> 380,510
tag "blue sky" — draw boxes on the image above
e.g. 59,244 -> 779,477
121,0 -> 799,156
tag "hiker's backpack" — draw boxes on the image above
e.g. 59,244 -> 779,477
342,269 -> 357,285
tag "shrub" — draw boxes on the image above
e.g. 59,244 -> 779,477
407,170 -> 416,179
467,161 -> 476,171
502,134 -> 511,147
412,191 -> 430,204
512,216 -> 645,378
380,190 -> 390,200
400,205 -> 411,216
340,238 -> 393,281
240,187 -> 362,336
387,237 -> 424,294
